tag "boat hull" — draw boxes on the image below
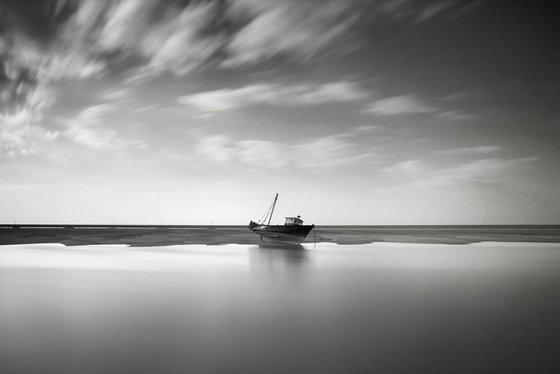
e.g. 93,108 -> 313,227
249,221 -> 314,244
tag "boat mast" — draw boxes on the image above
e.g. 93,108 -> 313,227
267,193 -> 279,225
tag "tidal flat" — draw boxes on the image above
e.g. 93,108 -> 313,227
1,224 -> 559,246
1,240 -> 560,374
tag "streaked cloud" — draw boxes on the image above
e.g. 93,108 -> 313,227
0,108 -> 59,158
420,157 -> 539,188
195,135 -> 235,163
436,110 -> 475,121
221,0 -> 481,67
383,157 -> 539,189
63,104 -> 142,150
364,94 -> 437,116
98,87 -> 130,101
0,81 -> 59,158
222,1 -> 357,67
363,93 -> 474,121
236,140 -> 286,168
435,146 -> 501,155
194,132 -> 376,171
413,2 -> 455,23
377,0 -> 483,23
291,135 -> 376,170
179,81 -> 369,114
382,159 -> 427,175
61,0 -> 223,77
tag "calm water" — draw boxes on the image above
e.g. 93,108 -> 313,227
1,242 -> 560,373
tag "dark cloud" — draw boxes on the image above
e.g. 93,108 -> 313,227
0,1 -> 72,42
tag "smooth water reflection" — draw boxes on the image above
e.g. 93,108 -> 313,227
1,242 -> 560,374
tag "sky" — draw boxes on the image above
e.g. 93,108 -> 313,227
1,0 -> 558,225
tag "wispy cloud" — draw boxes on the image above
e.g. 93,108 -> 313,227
413,2 -> 455,23
0,108 -> 59,158
98,87 -> 130,101
364,94 -> 437,116
62,0 -> 223,78
376,0 -> 482,23
236,140 -> 286,168
363,93 -> 474,120
222,1 -> 358,67
221,0 -> 482,67
436,110 -> 475,121
382,159 -> 427,175
194,132 -> 376,171
0,80 -> 59,158
419,157 -> 539,188
195,135 -> 236,163
179,81 -> 369,114
291,135 -> 376,170
382,156 -> 539,189
435,146 -> 501,155
63,104 -> 143,150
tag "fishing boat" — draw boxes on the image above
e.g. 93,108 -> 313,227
248,194 -> 314,244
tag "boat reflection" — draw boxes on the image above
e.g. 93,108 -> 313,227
257,242 -> 305,250
248,243 -> 310,274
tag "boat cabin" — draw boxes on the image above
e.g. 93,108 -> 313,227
285,215 -> 303,226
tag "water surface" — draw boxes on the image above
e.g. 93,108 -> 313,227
1,242 -> 559,373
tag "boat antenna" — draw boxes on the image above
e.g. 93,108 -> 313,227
267,193 -> 278,225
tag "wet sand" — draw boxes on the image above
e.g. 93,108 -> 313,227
1,241 -> 560,373
1,224 -> 559,246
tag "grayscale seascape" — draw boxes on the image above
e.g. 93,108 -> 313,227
1,1 -> 558,373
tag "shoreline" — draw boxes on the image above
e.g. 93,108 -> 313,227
1,225 -> 559,246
